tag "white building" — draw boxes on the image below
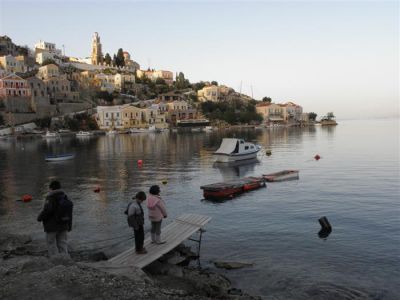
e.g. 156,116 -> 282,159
36,52 -> 62,65
34,40 -> 62,55
37,64 -> 60,80
96,105 -> 128,130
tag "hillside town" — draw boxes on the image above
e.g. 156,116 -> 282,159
0,33 -> 320,135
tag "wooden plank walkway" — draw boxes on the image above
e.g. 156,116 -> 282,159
108,213 -> 211,269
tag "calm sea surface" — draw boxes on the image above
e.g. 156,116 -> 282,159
0,119 -> 399,299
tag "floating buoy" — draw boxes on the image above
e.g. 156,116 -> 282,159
266,150 -> 272,156
22,194 -> 32,202
314,154 -> 321,160
162,180 -> 168,185
318,216 -> 332,231
137,159 -> 143,167
318,216 -> 332,239
93,187 -> 101,193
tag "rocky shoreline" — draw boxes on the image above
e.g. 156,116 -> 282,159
0,233 -> 260,300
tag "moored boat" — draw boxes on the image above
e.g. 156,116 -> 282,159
76,131 -> 93,137
200,177 -> 266,200
214,138 -> 261,163
262,170 -> 299,182
45,153 -> 75,162
42,131 -> 60,139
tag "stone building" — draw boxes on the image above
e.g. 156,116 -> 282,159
0,55 -> 27,73
0,36 -> 18,56
37,64 -> 60,80
0,73 -> 31,98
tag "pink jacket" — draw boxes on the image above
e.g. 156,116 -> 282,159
147,194 -> 167,222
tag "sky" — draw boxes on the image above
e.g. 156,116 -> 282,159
0,0 -> 398,120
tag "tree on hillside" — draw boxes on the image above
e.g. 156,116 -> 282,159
115,48 -> 125,67
17,46 -> 28,57
262,97 -> 272,103
42,59 -> 57,66
112,54 -> 117,67
326,112 -> 335,119
192,81 -> 206,91
175,72 -> 190,90
211,81 -> 218,86
104,53 -> 112,66
0,114 -> 4,126
96,91 -> 114,103
308,112 -> 317,121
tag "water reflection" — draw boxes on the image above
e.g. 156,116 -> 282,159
213,158 -> 260,179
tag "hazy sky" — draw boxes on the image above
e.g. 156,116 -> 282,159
0,0 -> 398,119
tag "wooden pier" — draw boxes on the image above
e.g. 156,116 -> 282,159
108,213 -> 211,269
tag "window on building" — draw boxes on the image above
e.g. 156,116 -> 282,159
106,113 -> 108,118
245,146 -> 249,150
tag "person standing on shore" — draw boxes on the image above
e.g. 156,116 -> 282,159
37,180 -> 73,258
147,185 -> 167,244
126,191 -> 147,254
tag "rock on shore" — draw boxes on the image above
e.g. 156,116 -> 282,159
0,233 -> 260,300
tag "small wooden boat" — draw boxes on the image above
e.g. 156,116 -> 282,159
200,177 -> 266,200
262,170 -> 299,182
45,153 -> 75,162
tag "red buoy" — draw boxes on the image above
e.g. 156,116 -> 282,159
22,194 -> 32,202
314,154 -> 321,160
137,159 -> 143,167
93,187 -> 101,193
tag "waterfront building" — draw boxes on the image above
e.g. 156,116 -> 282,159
37,64 -> 60,80
121,105 -> 142,128
91,32 -> 103,65
96,105 -> 128,130
256,102 -> 285,125
165,100 -> 198,126
96,104 -> 167,130
282,101 -> 303,123
0,72 -> 31,98
0,55 -> 27,73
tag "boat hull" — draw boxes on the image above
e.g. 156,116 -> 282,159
201,177 -> 266,200
45,154 -> 75,162
214,150 -> 260,163
263,170 -> 299,182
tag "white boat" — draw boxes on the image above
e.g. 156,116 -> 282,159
42,131 -> 60,139
129,125 -> 156,133
76,131 -> 93,137
204,126 -> 214,132
214,138 -> 261,163
45,153 -> 75,162
191,127 -> 202,132
106,130 -> 118,135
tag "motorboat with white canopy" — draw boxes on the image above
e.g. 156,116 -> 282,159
214,138 -> 261,163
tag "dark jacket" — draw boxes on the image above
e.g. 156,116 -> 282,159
37,190 -> 72,232
127,201 -> 144,230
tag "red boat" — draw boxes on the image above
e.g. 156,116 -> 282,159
200,177 -> 266,200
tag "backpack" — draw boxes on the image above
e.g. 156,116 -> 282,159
55,194 -> 73,224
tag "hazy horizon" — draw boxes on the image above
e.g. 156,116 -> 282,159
0,0 -> 398,119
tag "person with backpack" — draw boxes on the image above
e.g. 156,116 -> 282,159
125,191 -> 147,254
37,180 -> 73,258
147,185 -> 167,244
